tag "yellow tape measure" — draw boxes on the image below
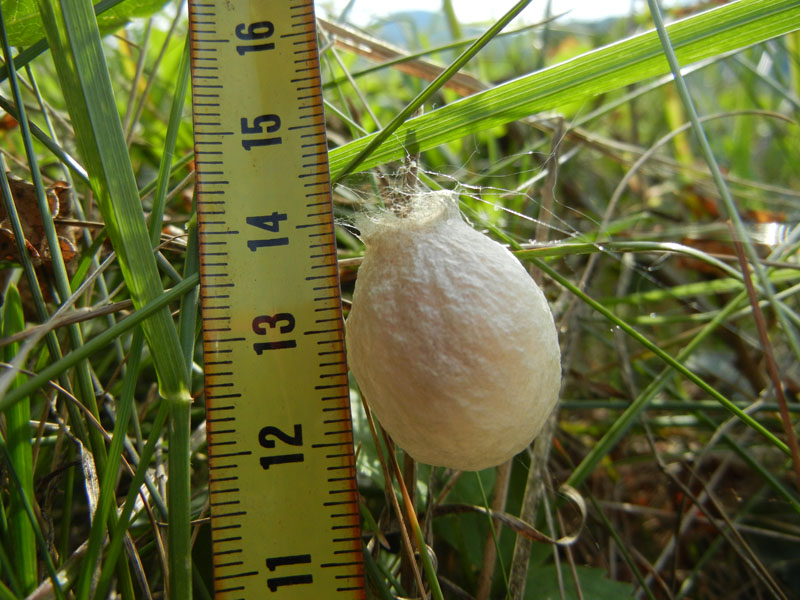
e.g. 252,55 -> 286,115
187,0 -> 365,597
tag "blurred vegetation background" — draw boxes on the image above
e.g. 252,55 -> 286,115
0,0 -> 798,598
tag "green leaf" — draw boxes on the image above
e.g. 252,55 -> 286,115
1,0 -> 167,46
329,0 -> 800,179
526,565 -> 635,600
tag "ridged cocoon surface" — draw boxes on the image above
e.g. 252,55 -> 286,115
346,191 -> 561,471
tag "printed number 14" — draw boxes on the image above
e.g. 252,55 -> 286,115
246,212 -> 287,251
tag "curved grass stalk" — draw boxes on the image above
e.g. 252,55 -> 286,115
517,240 -> 744,280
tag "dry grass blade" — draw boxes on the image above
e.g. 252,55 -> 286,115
320,18 -> 486,96
730,233 -> 800,491
358,390 -> 427,597
0,301 -> 133,348
645,425 -> 790,600
382,430 -> 444,600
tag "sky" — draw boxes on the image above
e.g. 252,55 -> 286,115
319,0 -> 645,26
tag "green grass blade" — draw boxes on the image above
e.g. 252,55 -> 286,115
563,284 -> 800,515
5,44 -> 139,596
35,0 -> 190,403
0,94 -> 88,182
146,34 -> 194,600
646,0 -> 800,366
565,291 -> 748,490
33,14 -> 193,592
179,211 -> 200,377
0,579 -> 16,600
149,35 -> 190,248
329,0 -> 800,179
516,240 -> 744,279
93,401 -> 170,600
1,283 -> 37,594
321,18 -> 562,91
166,399 -> 192,599
3,17 -> 137,590
0,436 -> 65,600
76,331 -> 145,600
0,163 -> 48,329
694,412 -> 800,515
0,538 -> 22,597
605,269 -> 799,307
333,0 -> 535,181
2,0 -> 108,478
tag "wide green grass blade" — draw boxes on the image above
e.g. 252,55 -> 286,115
0,580 -> 16,600
0,537 -> 22,597
329,0 -> 800,178
35,0 -> 190,403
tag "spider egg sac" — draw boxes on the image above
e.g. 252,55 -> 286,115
345,191 -> 561,471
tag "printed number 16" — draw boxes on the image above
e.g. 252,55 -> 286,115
235,21 -> 274,55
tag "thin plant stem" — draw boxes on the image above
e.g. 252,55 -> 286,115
94,401 -> 171,599
78,331 -> 145,599
476,460 -> 512,600
475,473 -> 510,599
384,431 -> 445,600
167,399 -> 193,599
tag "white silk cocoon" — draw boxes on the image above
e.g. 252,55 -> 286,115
346,191 -> 561,471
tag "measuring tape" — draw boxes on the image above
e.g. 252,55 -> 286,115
187,1 -> 365,597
